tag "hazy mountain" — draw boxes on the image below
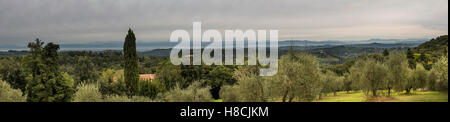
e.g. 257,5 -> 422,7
1,38 -> 429,52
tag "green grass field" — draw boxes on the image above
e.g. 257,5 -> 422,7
316,91 -> 448,102
213,90 -> 448,102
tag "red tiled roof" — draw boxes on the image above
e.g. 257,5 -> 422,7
139,74 -> 155,81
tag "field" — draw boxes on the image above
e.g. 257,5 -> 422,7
316,91 -> 448,102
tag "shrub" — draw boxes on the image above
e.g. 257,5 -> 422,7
103,95 -> 154,102
0,80 -> 26,102
219,85 -> 240,102
73,83 -> 102,102
159,81 -> 214,102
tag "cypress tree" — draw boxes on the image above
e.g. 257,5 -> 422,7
123,28 -> 139,95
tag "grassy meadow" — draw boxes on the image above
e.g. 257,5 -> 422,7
316,90 -> 448,102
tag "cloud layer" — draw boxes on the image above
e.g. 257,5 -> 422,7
0,0 -> 448,45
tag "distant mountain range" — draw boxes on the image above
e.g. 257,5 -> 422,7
0,38 -> 429,51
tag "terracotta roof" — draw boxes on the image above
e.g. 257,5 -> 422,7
139,74 -> 155,81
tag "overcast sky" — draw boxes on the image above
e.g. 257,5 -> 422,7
0,0 -> 448,45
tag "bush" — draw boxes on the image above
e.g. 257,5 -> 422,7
98,69 -> 128,96
159,81 -> 214,102
73,83 -> 102,102
103,95 -> 154,102
72,82 -> 154,102
0,80 -> 26,102
219,85 -> 240,102
137,80 -> 165,99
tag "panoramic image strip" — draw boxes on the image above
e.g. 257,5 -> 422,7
0,0 -> 448,120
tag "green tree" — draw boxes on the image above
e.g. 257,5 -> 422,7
74,56 -> 99,85
155,61 -> 183,90
351,59 -> 388,96
123,29 -> 139,95
98,69 -> 128,96
430,54 -> 448,91
409,64 -> 428,93
25,39 -> 74,102
0,80 -> 27,102
385,53 -> 411,96
321,71 -> 344,96
406,48 -> 416,69
206,65 -> 236,99
342,73 -> 353,93
383,49 -> 389,56
276,52 -> 321,102
232,65 -> 268,102
0,58 -> 27,92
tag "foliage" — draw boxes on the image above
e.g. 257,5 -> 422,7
25,39 -> 75,102
320,70 -> 344,97
73,56 -> 99,85
385,52 -> 411,95
0,80 -> 27,102
276,52 -> 322,102
205,65 -> 236,99
411,64 -> 428,91
413,35 -> 448,60
98,69 -> 128,96
232,65 -> 268,102
155,61 -> 183,90
73,83 -> 102,102
123,29 -> 139,95
219,85 -> 240,102
0,57 -> 27,92
350,59 -> 388,96
137,80 -> 165,99
72,82 -> 154,102
159,81 -> 214,102
103,95 -> 154,102
430,54 -> 448,91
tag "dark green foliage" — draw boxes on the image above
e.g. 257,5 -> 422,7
180,64 -> 211,88
413,35 -> 448,59
137,80 -> 165,99
383,49 -> 390,56
74,56 -> 99,85
25,39 -> 74,102
59,51 -> 124,72
326,60 -> 355,76
123,29 -> 139,95
406,48 -> 416,69
155,61 -> 184,90
138,56 -> 169,74
206,65 -> 236,99
0,57 -> 27,92
98,69 -> 128,96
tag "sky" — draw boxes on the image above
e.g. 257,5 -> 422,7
0,0 -> 448,46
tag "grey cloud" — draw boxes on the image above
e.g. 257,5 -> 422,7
0,0 -> 447,46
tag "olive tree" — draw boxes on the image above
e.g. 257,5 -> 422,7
411,64 -> 428,92
350,59 -> 388,96
431,54 -> 448,91
385,53 -> 411,96
276,52 -> 321,102
320,70 -> 344,97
